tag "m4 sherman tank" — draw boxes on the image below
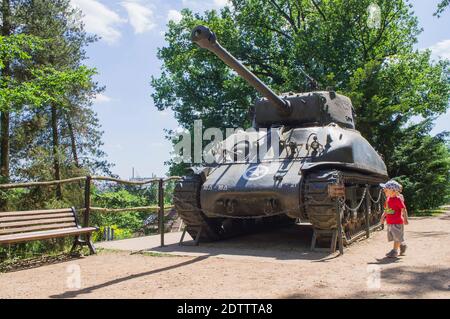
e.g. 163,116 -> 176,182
174,25 -> 388,246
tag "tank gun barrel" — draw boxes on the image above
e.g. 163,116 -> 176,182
191,25 -> 291,116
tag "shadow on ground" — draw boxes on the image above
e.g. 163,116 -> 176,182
49,255 -> 210,299
149,224 -> 333,262
283,266 -> 450,299
407,231 -> 450,238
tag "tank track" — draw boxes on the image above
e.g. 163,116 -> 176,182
304,169 -> 386,244
173,175 -> 222,241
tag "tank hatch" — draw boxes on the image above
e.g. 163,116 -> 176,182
254,91 -> 355,129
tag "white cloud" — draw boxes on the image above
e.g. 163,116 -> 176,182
181,0 -> 230,12
167,9 -> 183,23
71,0 -> 125,44
95,93 -> 112,103
121,0 -> 156,34
428,39 -> 450,60
213,0 -> 231,7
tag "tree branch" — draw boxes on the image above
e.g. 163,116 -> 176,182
268,0 -> 299,32
264,25 -> 293,41
311,0 -> 327,21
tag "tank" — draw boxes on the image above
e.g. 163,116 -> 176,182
174,25 -> 388,244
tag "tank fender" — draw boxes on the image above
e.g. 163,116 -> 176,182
188,166 -> 210,182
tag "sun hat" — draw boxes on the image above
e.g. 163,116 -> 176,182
380,180 -> 402,192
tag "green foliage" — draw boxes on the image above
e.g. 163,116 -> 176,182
0,35 -> 97,112
390,120 -> 450,212
0,34 -> 43,69
434,0 -> 449,17
92,225 -> 133,242
0,237 -> 72,263
152,0 -> 450,210
91,189 -> 156,238
347,51 -> 449,161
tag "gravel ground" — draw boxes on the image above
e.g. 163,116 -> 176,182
1,212 -> 449,299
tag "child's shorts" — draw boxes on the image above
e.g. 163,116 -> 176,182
387,224 -> 404,242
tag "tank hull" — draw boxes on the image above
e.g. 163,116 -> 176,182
199,125 -> 387,221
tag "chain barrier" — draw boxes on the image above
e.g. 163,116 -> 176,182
368,188 -> 384,204
173,194 -> 296,220
339,187 -> 368,212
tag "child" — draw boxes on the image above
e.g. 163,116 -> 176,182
380,180 -> 409,258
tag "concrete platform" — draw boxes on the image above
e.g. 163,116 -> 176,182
97,224 -> 334,263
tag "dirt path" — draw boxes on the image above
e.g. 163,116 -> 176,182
1,213 -> 449,299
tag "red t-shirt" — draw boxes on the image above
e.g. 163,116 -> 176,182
384,197 -> 406,225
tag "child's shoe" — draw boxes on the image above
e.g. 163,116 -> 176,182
400,244 -> 407,256
386,249 -> 399,258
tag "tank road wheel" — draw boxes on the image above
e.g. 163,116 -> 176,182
173,175 -> 222,242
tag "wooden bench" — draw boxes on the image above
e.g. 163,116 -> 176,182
0,207 -> 98,255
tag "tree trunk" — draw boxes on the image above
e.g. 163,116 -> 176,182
51,104 -> 63,200
0,112 -> 10,182
65,113 -> 80,168
1,0 -> 12,184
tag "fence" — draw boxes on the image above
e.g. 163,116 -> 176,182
0,175 -> 181,247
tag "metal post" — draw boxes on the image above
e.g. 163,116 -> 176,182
365,186 -> 371,239
380,191 -> 385,230
158,178 -> 165,247
336,200 -> 344,255
84,176 -> 91,227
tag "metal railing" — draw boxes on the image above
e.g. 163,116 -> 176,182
0,175 -> 181,247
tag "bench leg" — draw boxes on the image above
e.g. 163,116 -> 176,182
86,234 -> 96,255
70,236 -> 81,254
70,234 -> 96,255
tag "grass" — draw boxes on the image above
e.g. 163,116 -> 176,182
96,247 -> 176,258
138,251 -> 178,258
0,249 -> 88,273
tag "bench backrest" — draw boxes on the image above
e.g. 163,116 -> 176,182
0,208 -> 79,236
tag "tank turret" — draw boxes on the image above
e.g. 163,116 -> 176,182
192,25 -> 292,116
192,25 -> 356,130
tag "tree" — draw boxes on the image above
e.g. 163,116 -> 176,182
1,0 -> 111,210
390,120 -> 450,212
1,0 -> 15,183
152,0 -> 450,211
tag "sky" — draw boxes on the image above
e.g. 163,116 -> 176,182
71,0 -> 450,179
